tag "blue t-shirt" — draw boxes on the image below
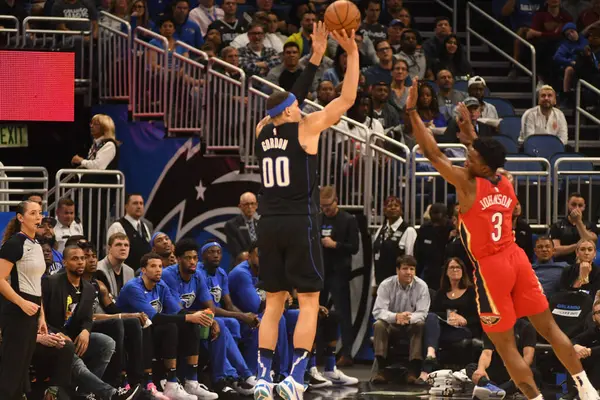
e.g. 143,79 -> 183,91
511,0 -> 545,29
174,19 -> 204,49
116,277 -> 181,319
198,263 -> 229,308
162,264 -> 213,311
228,261 -> 262,314
148,38 -> 187,70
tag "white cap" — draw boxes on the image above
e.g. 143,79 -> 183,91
468,76 -> 486,88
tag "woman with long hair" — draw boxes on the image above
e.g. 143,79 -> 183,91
129,0 -> 155,37
323,45 -> 348,87
423,257 -> 480,371
404,82 -> 447,136
432,34 -> 473,80
71,114 -> 119,172
0,200 -> 47,399
560,238 -> 600,295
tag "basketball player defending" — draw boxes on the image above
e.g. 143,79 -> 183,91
406,76 -> 599,400
252,24 -> 359,400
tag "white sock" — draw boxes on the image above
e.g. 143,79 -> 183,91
573,370 -> 597,394
531,394 -> 543,400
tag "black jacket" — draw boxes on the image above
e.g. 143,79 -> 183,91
318,210 -> 359,273
225,215 -> 258,266
414,221 -> 454,290
42,272 -> 95,340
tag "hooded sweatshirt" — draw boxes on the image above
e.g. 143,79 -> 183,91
553,22 -> 589,67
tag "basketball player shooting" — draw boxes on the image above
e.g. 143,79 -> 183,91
252,22 -> 359,400
405,77 -> 599,400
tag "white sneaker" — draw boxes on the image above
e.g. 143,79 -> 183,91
578,387 -> 600,400
254,379 -> 275,400
245,375 -> 258,386
276,376 -> 305,400
322,368 -> 358,386
163,382 -> 196,400
184,380 -> 219,399
306,367 -> 332,388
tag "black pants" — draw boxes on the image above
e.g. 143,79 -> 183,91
93,318 -> 144,386
466,363 -> 542,395
318,309 -> 340,344
142,321 -> 201,370
321,267 -> 354,357
0,293 -> 41,400
32,339 -> 75,388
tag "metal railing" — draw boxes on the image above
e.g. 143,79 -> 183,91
55,169 -> 125,254
167,41 -> 207,135
434,0 -> 457,33
553,157 -> 600,223
98,11 -> 131,103
0,15 -> 19,47
205,57 -> 247,151
131,27 -> 168,122
575,80 -> 600,152
466,3 -> 537,107
365,133 -> 411,230
0,166 -> 49,212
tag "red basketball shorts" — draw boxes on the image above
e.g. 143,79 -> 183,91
472,244 -> 549,332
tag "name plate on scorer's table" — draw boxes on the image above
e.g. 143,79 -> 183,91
0,125 -> 28,148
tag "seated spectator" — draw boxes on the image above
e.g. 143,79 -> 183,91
414,203 -> 454,289
371,81 -> 401,129
189,0 -> 224,37
100,0 -> 128,33
346,94 -> 385,145
405,82 -> 448,134
578,0 -> 600,29
574,27 -> 600,89
54,198 -> 84,253
43,246 -> 140,399
566,299 -> 600,397
231,11 -> 283,53
285,11 -> 316,57
436,69 -> 468,121
371,255 -> 430,384
422,16 -> 453,61
371,196 -> 417,289
96,233 -> 134,297
37,216 -> 63,264
129,0 -> 156,40
207,0 -> 248,47
364,39 -> 395,86
379,0 -> 410,26
40,237 -> 64,277
520,85 -> 568,145
513,200 -> 534,261
525,0 -> 573,85
554,23 -> 588,99
238,22 -> 281,78
467,76 -> 499,120
285,1 -> 315,34
395,29 -> 431,80
299,51 -> 334,92
388,19 -> 405,55
149,18 -> 190,70
224,192 -> 259,267
106,193 -> 152,271
171,0 -> 204,48
466,319 -> 539,399
117,253 -> 216,399
439,98 -> 496,147
267,12 -> 287,45
431,34 -> 473,80
303,80 -> 336,113
219,46 -> 242,79
204,29 -> 222,54
423,258 -> 480,369
71,114 -> 118,172
445,207 -> 474,277
560,239 -> 600,297
266,42 -> 302,91
389,58 -> 410,112
52,0 -> 98,39
532,236 -> 570,298
361,0 -> 387,42
322,46 -> 347,87
550,192 -> 598,264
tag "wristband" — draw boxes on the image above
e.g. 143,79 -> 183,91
406,107 -> 417,113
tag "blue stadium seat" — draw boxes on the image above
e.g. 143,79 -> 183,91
454,80 -> 468,93
483,97 -> 515,117
498,116 -> 521,143
425,80 -> 439,93
523,134 -> 565,160
494,134 -> 518,154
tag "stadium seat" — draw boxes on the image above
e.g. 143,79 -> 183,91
523,134 -> 565,160
498,116 -> 521,143
483,97 -> 515,117
504,153 -> 545,183
453,80 -> 468,93
425,80 -> 439,93
494,134 -> 518,154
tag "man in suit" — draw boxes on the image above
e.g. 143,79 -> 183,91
225,192 -> 259,267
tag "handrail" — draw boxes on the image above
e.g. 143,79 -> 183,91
22,16 -> 93,35
98,11 -> 132,103
552,157 -> 600,223
466,2 -> 537,107
433,0 -> 457,32
574,79 -> 600,152
175,40 -> 208,60
0,15 -> 19,45
0,166 -> 49,211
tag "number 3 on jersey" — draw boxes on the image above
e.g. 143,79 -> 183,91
491,212 -> 502,242
262,157 -> 290,188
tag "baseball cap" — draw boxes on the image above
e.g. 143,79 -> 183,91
389,19 -> 406,28
467,76 -> 486,88
40,216 -> 57,227
463,97 -> 480,108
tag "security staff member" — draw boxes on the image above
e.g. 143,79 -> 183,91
371,196 -> 417,291
0,200 -> 47,399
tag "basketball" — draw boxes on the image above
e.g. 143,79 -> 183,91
324,0 -> 361,35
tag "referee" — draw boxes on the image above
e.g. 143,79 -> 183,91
0,200 -> 47,399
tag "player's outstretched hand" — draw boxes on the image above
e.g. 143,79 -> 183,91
331,29 -> 357,54
406,76 -> 419,110
310,21 -> 329,59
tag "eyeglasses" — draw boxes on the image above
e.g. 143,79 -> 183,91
594,311 -> 600,316
241,202 -> 257,207
377,47 -> 392,52
248,31 -> 264,36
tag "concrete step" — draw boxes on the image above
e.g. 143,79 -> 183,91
490,92 -> 532,100
471,60 -> 510,69
481,76 -> 530,84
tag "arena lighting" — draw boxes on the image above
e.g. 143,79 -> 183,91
0,50 -> 75,122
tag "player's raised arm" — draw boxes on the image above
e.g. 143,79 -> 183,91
302,29 -> 359,136
289,21 -> 328,105
407,77 -> 471,191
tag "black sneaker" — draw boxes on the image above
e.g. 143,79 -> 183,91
112,384 -> 141,400
232,378 -> 254,396
215,379 -> 239,396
